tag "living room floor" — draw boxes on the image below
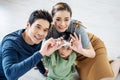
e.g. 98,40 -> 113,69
19,68 -> 120,80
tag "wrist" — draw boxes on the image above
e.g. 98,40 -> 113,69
39,50 -> 45,56
77,49 -> 84,55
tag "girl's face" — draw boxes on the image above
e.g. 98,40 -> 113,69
52,10 -> 71,32
58,46 -> 73,59
25,19 -> 49,45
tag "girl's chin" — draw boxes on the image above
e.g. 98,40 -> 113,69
61,56 -> 68,59
61,55 -> 67,58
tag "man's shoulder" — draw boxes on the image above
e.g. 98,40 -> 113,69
1,29 -> 24,45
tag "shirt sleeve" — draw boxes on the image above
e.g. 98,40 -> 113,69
76,27 -> 91,48
36,60 -> 46,74
1,40 -> 43,80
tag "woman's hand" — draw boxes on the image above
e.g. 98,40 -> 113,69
70,33 -> 95,58
70,33 -> 83,54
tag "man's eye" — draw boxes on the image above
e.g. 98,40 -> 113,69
36,26 -> 40,29
44,29 -> 48,32
56,19 -> 60,21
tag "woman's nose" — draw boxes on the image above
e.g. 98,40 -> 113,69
60,21 -> 65,26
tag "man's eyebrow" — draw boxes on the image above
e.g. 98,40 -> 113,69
36,24 -> 49,30
36,24 -> 41,26
45,28 -> 49,30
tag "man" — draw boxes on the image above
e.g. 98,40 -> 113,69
0,9 -> 61,80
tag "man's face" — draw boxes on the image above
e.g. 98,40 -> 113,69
26,19 -> 49,45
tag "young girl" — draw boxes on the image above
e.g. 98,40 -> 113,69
44,32 -> 77,80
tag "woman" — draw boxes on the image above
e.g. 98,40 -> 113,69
46,2 -> 120,80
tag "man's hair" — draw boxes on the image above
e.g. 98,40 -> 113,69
28,10 -> 52,27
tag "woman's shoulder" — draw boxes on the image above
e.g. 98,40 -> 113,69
67,19 -> 86,33
70,19 -> 86,28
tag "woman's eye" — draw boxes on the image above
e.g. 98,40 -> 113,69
65,19 -> 69,21
65,18 -> 70,21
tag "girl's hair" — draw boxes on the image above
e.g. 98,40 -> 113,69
51,2 -> 72,17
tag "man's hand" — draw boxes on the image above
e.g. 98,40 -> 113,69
39,38 -> 63,56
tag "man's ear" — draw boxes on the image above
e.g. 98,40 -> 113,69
26,21 -> 30,28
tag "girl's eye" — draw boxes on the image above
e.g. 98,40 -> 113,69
62,46 -> 71,50
62,46 -> 65,49
67,47 -> 71,50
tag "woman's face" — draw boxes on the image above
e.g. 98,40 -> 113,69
52,10 -> 71,32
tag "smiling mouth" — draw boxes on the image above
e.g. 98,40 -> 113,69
34,36 -> 43,41
58,26 -> 66,29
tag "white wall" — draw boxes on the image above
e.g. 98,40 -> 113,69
0,0 -> 120,59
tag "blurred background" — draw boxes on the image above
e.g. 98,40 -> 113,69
0,0 -> 120,59
0,0 -> 120,79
